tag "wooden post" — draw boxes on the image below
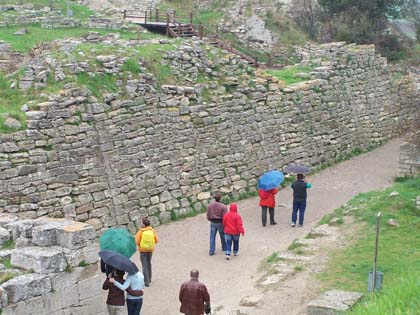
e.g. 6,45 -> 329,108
216,24 -> 219,35
166,12 -> 170,27
199,24 -> 203,40
156,9 -> 159,22
145,10 -> 147,24
123,9 -> 126,19
189,11 -> 193,25
372,212 -> 381,293
267,53 -> 272,68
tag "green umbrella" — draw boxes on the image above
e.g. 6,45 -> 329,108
99,228 -> 137,258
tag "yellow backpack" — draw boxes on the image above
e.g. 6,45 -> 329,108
140,229 -> 155,251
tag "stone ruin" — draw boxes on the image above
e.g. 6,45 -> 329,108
0,216 -> 103,314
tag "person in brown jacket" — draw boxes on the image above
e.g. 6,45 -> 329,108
179,269 -> 211,315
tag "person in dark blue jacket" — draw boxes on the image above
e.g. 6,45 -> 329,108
291,174 -> 312,227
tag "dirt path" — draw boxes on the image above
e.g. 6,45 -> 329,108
133,138 -> 401,314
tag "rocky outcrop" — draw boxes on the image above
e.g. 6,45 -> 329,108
0,216 -> 102,314
307,290 -> 363,315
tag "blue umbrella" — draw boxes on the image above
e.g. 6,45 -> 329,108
99,250 -> 139,275
258,170 -> 284,190
285,165 -> 311,174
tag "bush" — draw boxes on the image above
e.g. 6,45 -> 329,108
376,33 -> 413,62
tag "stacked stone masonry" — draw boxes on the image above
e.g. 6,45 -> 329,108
398,134 -> 420,177
0,41 -> 418,233
0,216 -> 103,314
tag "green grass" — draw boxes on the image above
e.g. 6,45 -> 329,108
347,274 -> 420,315
317,178 -> 420,313
0,75 -> 29,133
121,58 -> 141,74
0,239 -> 15,250
0,257 -> 12,269
266,65 -> 314,85
0,0 -> 94,21
76,72 -> 118,99
0,25 -> 148,52
287,239 -> 306,251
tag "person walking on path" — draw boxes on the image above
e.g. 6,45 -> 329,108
291,174 -> 312,227
135,218 -> 158,287
103,269 -> 144,315
258,188 -> 278,226
206,192 -> 227,256
179,269 -> 211,315
110,270 -> 145,315
223,203 -> 245,260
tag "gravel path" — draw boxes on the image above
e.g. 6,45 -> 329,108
130,138 -> 401,314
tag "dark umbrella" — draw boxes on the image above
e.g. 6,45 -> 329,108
285,165 -> 311,174
99,250 -> 139,275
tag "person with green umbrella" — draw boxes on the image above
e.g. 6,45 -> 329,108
99,228 -> 137,258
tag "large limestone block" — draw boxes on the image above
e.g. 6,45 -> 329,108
25,295 -> 47,315
0,226 -> 10,245
6,219 -> 34,239
42,289 -> 63,313
10,246 -> 67,274
32,222 -> 60,246
0,286 -> 7,308
56,222 -> 96,249
78,274 -> 102,301
50,265 -> 97,290
307,290 -> 363,315
1,273 -> 51,303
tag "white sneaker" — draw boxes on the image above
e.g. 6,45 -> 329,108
226,255 -> 230,260
291,223 -> 296,227
234,252 -> 239,256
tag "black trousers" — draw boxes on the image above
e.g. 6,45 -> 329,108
261,206 -> 275,226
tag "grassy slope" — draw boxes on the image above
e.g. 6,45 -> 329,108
318,177 -> 420,314
0,25 -> 161,52
0,0 -> 94,21
0,38 -> 178,133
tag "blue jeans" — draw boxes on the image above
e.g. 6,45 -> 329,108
209,222 -> 226,255
292,200 -> 307,225
127,298 -> 143,315
225,234 -> 240,255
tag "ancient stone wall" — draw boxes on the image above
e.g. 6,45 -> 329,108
0,41 -> 418,232
0,216 -> 103,314
398,135 -> 420,177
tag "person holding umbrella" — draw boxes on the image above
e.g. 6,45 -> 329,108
100,250 -> 145,315
258,170 -> 284,227
291,173 -> 312,227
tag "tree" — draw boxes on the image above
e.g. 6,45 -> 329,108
289,0 -> 322,39
317,0 -> 410,43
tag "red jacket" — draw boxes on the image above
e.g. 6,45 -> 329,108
223,204 -> 245,236
258,188 -> 278,208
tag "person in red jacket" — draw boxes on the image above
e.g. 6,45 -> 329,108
222,203 -> 245,260
258,188 -> 278,227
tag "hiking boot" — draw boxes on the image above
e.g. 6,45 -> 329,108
291,223 -> 296,227
209,253 -> 215,256
225,255 -> 230,260
270,222 -> 277,225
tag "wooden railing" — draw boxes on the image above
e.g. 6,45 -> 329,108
123,9 -> 193,25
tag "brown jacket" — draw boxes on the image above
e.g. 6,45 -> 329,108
206,201 -> 227,222
179,278 -> 210,315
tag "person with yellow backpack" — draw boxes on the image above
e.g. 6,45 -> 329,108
135,218 -> 158,287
